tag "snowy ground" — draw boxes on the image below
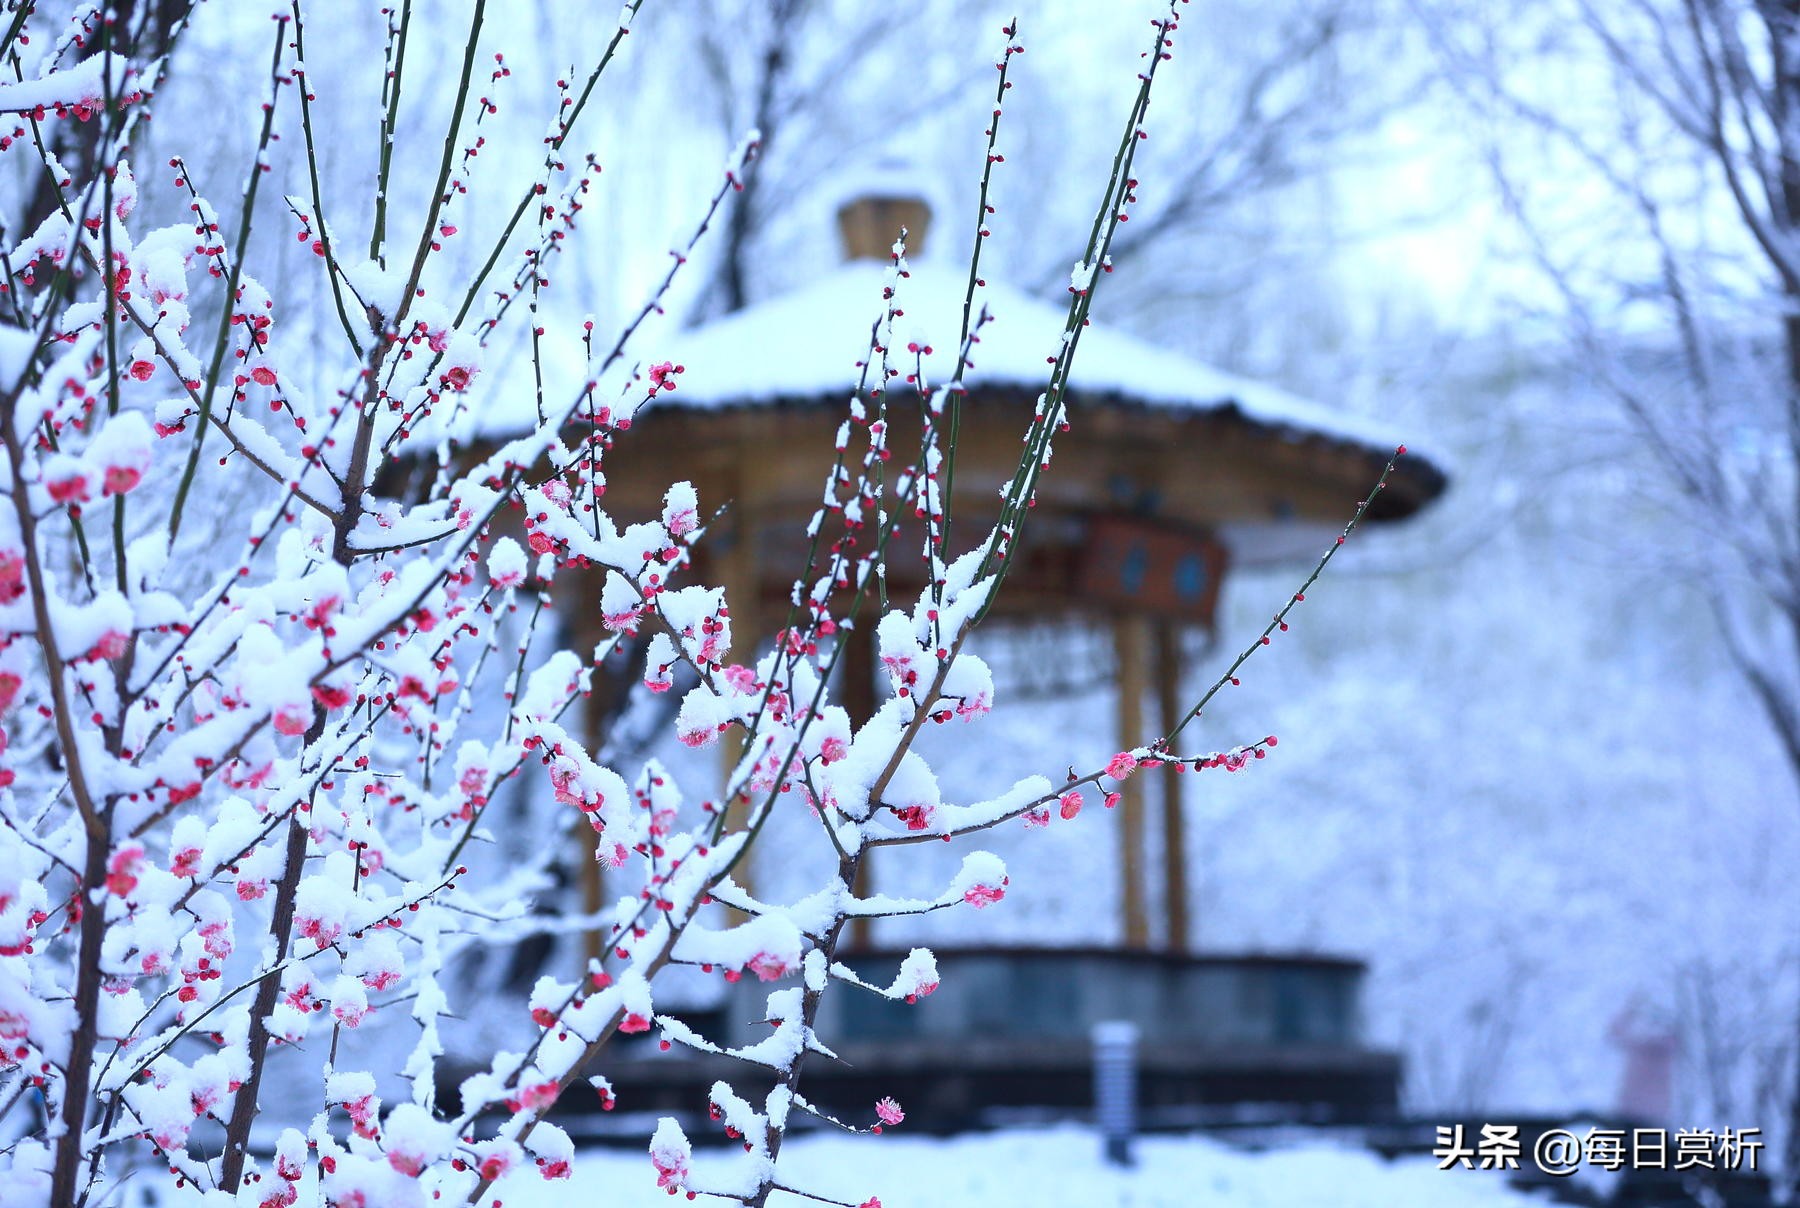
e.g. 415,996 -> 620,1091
487,1128 -> 1550,1208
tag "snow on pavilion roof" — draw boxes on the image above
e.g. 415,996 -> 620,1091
457,258 -> 1442,511
626,259 -> 1414,457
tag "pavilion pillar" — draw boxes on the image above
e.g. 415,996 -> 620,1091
573,570 -> 612,966
1113,614 -> 1150,950
843,618 -> 878,949
1154,620 -> 1189,952
717,472 -> 760,904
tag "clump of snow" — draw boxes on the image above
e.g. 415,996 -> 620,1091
488,536 -> 527,588
649,1118 -> 691,1193
947,851 -> 1007,909
382,1103 -> 453,1176
892,948 -> 940,1001
87,412 -> 153,496
0,55 -> 124,117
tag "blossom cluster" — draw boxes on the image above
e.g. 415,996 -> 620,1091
0,6 -> 1283,1208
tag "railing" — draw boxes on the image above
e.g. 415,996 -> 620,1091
727,947 -> 1367,1050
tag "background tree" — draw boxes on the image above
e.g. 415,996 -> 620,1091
661,0 -> 984,319
1410,0 -> 1800,1171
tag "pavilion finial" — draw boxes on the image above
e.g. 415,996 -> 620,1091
832,155 -> 934,261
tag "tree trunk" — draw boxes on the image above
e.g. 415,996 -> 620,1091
711,2 -> 796,317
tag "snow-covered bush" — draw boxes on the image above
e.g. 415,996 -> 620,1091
0,3 -> 1403,1206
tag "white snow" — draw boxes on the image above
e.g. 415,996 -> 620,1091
0,55 -> 123,116
476,1127 -> 1545,1208
0,326 -> 36,393
468,260 -> 1417,460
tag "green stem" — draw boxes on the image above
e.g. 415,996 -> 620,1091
168,20 -> 289,543
370,0 -> 413,267
290,0 -> 367,357
450,0 -> 649,329
939,17 -> 1019,573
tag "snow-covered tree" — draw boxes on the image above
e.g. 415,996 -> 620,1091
0,3 -> 1406,1205
1408,0 -> 1800,1170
